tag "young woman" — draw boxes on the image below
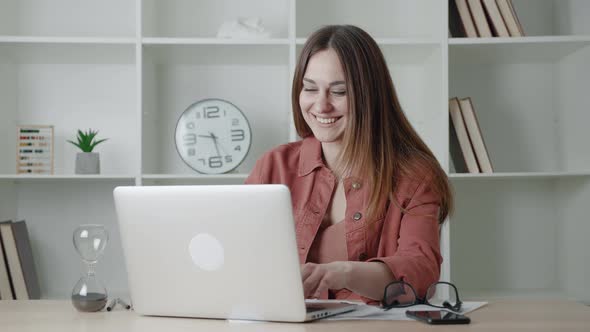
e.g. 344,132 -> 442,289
245,25 -> 453,304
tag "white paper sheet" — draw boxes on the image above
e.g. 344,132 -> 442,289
306,299 -> 488,321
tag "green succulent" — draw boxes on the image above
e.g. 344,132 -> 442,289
67,129 -> 108,153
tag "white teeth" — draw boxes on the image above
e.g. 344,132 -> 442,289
315,115 -> 337,124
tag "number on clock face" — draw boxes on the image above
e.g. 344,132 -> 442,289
174,99 -> 252,174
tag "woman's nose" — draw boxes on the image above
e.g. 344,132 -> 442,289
314,93 -> 332,113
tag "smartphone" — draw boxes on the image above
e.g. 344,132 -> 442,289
406,310 -> 471,325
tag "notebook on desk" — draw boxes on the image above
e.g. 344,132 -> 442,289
113,184 -> 357,322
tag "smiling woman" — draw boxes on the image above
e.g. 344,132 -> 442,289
245,25 -> 453,305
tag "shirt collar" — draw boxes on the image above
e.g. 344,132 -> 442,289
298,136 -> 325,177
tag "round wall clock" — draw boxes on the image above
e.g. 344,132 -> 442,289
174,99 -> 252,174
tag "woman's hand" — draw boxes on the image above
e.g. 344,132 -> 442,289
300,262 -> 351,299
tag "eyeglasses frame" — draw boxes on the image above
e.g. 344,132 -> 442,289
381,281 -> 463,312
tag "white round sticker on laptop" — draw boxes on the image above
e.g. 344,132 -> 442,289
189,233 -> 224,271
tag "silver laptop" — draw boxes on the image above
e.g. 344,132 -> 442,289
113,184 -> 357,322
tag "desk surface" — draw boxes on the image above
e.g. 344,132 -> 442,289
1,300 -> 589,331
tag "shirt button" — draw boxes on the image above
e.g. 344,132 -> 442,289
352,212 -> 362,221
358,253 -> 368,261
352,182 -> 361,190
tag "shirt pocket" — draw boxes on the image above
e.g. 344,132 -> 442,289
293,207 -> 317,233
298,203 -> 322,225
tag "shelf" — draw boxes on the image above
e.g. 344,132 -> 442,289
0,175 -> 137,183
449,35 -> 590,45
450,171 -> 590,180
0,36 -> 136,45
143,37 -> 290,46
142,174 -> 248,180
141,174 -> 248,186
450,36 -> 590,64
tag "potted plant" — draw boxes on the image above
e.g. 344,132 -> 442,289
67,129 -> 108,174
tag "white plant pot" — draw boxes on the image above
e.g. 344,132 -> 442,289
75,152 -> 100,174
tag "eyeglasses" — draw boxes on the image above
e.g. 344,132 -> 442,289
381,281 -> 462,312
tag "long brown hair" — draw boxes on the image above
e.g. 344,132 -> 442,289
292,25 -> 453,223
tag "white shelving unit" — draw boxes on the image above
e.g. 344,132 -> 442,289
448,0 -> 590,303
0,0 -> 588,303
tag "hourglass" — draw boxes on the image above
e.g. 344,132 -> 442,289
71,224 -> 109,312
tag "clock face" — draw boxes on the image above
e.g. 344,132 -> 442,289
174,99 -> 252,174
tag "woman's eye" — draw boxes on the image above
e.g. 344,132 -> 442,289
331,90 -> 346,96
303,88 -> 317,92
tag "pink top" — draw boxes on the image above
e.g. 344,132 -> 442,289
245,136 -> 442,304
307,219 -> 347,264
307,220 -> 349,300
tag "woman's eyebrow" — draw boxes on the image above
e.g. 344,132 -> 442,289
329,81 -> 346,87
303,78 -> 345,86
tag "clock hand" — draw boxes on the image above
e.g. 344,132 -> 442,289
218,141 -> 230,156
210,133 -> 230,156
209,132 -> 222,157
196,133 -> 221,156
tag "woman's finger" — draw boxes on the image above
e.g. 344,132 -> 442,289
312,274 -> 331,299
302,266 -> 323,298
300,263 -> 316,280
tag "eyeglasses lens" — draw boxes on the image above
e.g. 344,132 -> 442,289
426,283 -> 458,309
384,282 -> 416,307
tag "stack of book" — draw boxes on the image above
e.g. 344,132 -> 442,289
0,220 -> 41,300
449,97 -> 493,174
449,0 -> 525,37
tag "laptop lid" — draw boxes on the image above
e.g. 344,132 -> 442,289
114,184 -> 338,322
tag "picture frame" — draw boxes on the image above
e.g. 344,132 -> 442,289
16,125 -> 54,175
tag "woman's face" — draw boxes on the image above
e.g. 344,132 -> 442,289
299,48 -> 349,144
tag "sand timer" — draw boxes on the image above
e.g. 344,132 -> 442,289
71,224 -> 109,312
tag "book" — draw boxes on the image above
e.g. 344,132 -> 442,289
0,220 -> 15,300
482,0 -> 510,37
449,0 -> 465,37
467,0 -> 493,37
0,220 -> 41,299
449,114 -> 468,173
459,98 -> 493,173
496,0 -> 524,36
449,98 -> 480,173
451,0 -> 478,37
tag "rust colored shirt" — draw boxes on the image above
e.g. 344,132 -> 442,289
245,136 -> 442,303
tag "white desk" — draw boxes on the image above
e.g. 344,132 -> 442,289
1,300 -> 589,331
